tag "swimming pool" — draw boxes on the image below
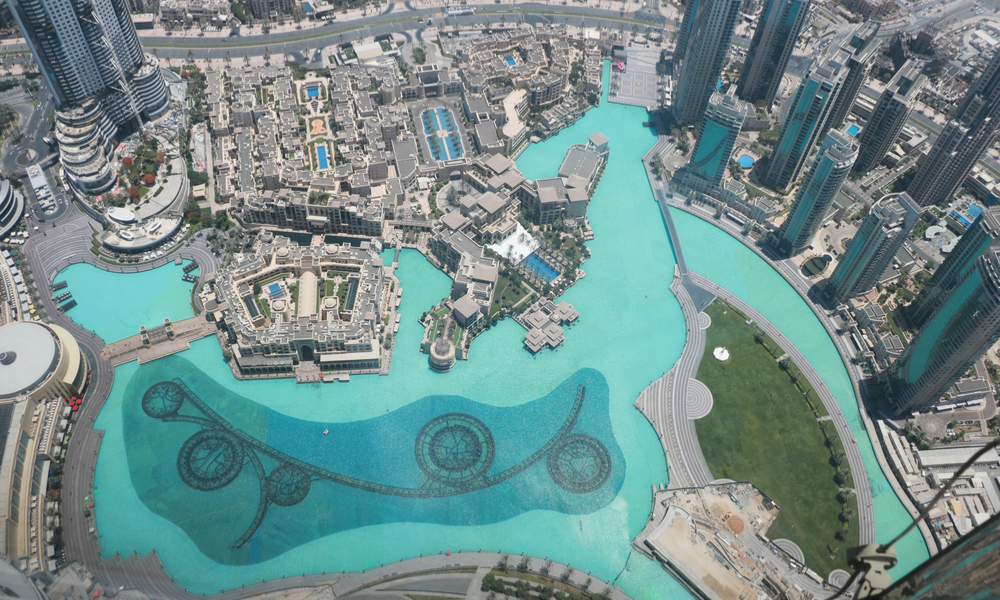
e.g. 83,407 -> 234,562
847,124 -> 860,136
523,252 -> 560,283
317,145 -> 329,170
421,107 -> 464,161
504,55 -> 516,66
307,85 -> 319,98
736,154 -> 755,168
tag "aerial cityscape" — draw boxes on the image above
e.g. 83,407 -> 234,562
2,0 -> 1000,597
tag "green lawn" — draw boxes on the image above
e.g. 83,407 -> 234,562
694,301 -> 859,576
256,297 -> 271,319
886,309 -> 907,347
490,274 -> 529,319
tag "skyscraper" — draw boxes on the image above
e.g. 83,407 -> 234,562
827,192 -> 921,303
736,0 -> 811,108
907,206 -> 1000,327
8,0 -> 169,194
765,51 -> 850,190
677,86 -> 749,191
674,0 -> 703,72
824,21 -> 882,136
906,50 -> 1000,206
672,0 -> 743,126
853,60 -> 926,174
775,129 -> 858,256
888,247 -> 1000,414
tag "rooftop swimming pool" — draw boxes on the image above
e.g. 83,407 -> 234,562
847,124 -> 860,136
504,55 -> 516,66
317,144 -> 330,170
89,61 -> 928,598
736,154 -> 755,168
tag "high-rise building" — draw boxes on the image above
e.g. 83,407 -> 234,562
674,0 -> 703,64
774,129 -> 858,255
764,51 -> 850,190
906,50 -> 1000,206
824,21 -> 881,136
853,60 -> 926,173
736,0 -> 811,108
7,0 -> 169,194
888,247 -> 1000,414
827,192 -> 921,303
907,206 -> 1000,327
672,0 -> 743,126
677,86 -> 749,191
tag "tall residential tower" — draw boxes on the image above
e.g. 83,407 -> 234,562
907,206 -> 1000,327
906,49 -> 1000,206
853,60 -> 926,173
765,50 -> 850,190
824,21 -> 882,136
827,192 -> 921,303
888,247 -> 1000,414
673,0 -> 743,126
774,129 -> 858,255
677,86 -> 749,192
8,0 -> 169,194
736,0 -> 811,108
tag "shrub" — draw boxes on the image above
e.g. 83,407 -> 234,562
143,173 -> 156,185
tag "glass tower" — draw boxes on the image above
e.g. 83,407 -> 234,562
678,87 -> 749,190
775,129 -> 858,256
888,247 -> 1000,414
827,192 -> 921,303
908,206 -> 1000,327
736,0 -> 811,108
673,0 -> 743,126
854,60 -> 926,174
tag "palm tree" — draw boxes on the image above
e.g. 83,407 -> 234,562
835,469 -> 851,485
839,507 -> 855,522
837,489 -> 854,503
225,51 -> 232,66
244,54 -> 251,66
187,49 -> 195,64
263,46 -> 271,65
497,554 -> 509,572
830,451 -> 846,466
836,527 -> 850,541
826,433 -> 839,447
778,357 -> 790,371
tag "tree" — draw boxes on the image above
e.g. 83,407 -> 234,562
497,554 -> 509,573
517,555 -> 529,572
826,433 -> 839,447
560,567 -> 572,583
588,92 -> 598,105
128,186 -> 140,199
222,348 -> 234,361
541,559 -> 553,575
187,49 -> 195,64
143,173 -> 156,185
835,469 -> 851,485
225,51 -> 232,66
263,46 -> 271,64
753,329 -> 765,345
837,489 -> 854,503
839,507 -> 855,522
830,451 -> 846,466
835,527 -> 850,541
778,357 -> 791,372
244,54 -> 251,66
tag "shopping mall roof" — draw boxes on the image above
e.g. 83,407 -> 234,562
0,322 -> 58,399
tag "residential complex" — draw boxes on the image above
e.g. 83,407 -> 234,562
736,0 -> 811,108
824,21 -> 881,136
7,0 -> 168,194
672,0 -> 743,126
206,234 -> 395,375
774,129 -> 858,255
853,60 -> 927,173
827,193 -> 921,303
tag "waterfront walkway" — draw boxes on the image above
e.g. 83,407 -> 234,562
101,315 -> 216,366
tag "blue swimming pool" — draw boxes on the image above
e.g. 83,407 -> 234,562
421,107 -> 464,161
736,154 -> 755,168
317,145 -> 329,170
307,85 -> 319,98
967,204 -> 983,219
523,252 -> 560,283
847,124 -> 860,136
504,55 -> 516,66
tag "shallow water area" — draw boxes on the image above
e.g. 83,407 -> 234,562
55,259 -> 197,341
88,59 -> 928,597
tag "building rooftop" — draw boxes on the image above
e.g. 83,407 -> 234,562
0,322 -> 58,399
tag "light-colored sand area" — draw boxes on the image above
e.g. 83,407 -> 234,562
310,119 -> 328,136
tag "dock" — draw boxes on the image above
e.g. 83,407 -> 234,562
101,315 -> 216,366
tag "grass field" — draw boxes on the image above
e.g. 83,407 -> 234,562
694,301 -> 859,576
490,273 -> 530,319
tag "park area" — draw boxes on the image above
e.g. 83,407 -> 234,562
694,301 -> 860,576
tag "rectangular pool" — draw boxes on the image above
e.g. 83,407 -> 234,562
307,85 -> 319,98
317,145 -> 329,170
504,56 -> 516,66
523,252 -> 559,283
847,124 -> 860,136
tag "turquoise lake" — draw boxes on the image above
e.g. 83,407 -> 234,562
60,60 -> 928,597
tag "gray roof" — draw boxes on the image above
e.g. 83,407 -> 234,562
0,322 -> 58,399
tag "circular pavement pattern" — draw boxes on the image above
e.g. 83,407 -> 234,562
774,538 -> 805,564
697,311 -> 711,330
415,413 -> 495,487
547,434 -> 612,494
686,379 -> 714,419
177,429 -> 245,491
829,569 -> 851,589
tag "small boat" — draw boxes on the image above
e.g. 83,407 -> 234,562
323,429 -> 329,435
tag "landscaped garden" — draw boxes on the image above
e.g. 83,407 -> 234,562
694,300 -> 860,576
